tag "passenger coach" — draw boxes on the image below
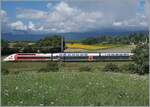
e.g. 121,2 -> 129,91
3,52 -> 134,62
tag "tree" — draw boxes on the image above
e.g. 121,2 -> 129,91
82,37 -> 98,45
1,39 -> 9,48
1,39 -> 10,55
131,44 -> 149,74
36,35 -> 65,53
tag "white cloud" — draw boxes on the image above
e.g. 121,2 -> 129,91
140,21 -> 148,26
113,22 -> 122,26
10,21 -> 27,30
28,21 -> 36,31
0,10 -> 8,22
2,0 -> 149,33
38,26 -> 44,31
55,1 -> 75,15
17,9 -> 47,20
44,2 -> 104,32
0,10 -> 7,18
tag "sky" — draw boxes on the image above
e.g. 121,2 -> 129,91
1,0 -> 149,34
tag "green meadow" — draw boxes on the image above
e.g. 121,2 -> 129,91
1,61 -> 149,106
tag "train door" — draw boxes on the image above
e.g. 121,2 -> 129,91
88,56 -> 93,62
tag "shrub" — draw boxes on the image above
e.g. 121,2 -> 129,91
79,65 -> 92,72
131,44 -> 149,75
1,68 -> 9,75
38,68 -> 50,72
38,62 -> 59,72
121,63 -> 137,73
136,64 -> 149,75
103,63 -> 120,72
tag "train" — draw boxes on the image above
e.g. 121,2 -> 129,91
3,52 -> 134,62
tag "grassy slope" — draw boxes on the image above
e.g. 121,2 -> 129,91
1,61 -> 149,106
2,71 -> 148,106
0,43 -> 147,106
2,61 -> 130,73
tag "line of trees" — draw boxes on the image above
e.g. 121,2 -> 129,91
82,33 -> 149,45
1,35 -> 65,55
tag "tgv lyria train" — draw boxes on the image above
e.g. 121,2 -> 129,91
3,52 -> 134,62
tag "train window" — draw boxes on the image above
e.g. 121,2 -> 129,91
74,53 -> 77,56
78,53 -> 80,56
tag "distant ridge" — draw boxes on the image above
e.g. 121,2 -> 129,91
1,29 -> 149,41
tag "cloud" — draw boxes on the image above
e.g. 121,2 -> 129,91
28,21 -> 45,31
10,21 -> 27,30
2,0 -> 149,33
113,22 -> 122,26
0,10 -> 8,22
28,21 -> 36,31
43,1 -> 104,32
1,10 -> 13,32
16,9 -> 47,20
0,10 -> 7,18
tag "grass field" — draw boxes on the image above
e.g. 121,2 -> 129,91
66,43 -> 115,50
1,44 -> 147,106
65,43 -> 136,52
1,61 -> 149,106
2,61 -> 130,73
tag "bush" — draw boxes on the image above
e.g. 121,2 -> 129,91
38,62 -> 59,72
1,68 -> 9,75
135,64 -> 149,75
79,65 -> 92,72
131,44 -> 149,75
38,68 -> 50,72
103,63 -> 120,72
121,63 -> 137,73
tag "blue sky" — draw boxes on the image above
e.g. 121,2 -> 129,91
1,0 -> 149,34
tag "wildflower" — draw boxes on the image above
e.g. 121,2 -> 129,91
119,95 -> 122,98
4,89 -> 8,93
20,101 -> 23,104
96,82 -> 99,85
50,101 -> 54,105
66,43 -> 111,50
4,92 -> 9,96
40,103 -> 44,106
27,88 -> 31,92
15,86 -> 18,90
102,85 -> 105,88
89,82 -> 92,85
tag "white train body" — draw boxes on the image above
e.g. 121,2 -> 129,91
3,52 -> 134,62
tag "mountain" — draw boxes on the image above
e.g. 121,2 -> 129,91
1,28 -> 149,41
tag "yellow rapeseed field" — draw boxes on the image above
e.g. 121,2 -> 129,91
66,43 -> 113,50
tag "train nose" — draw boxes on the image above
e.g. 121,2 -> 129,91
3,57 -> 10,61
3,54 -> 15,61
